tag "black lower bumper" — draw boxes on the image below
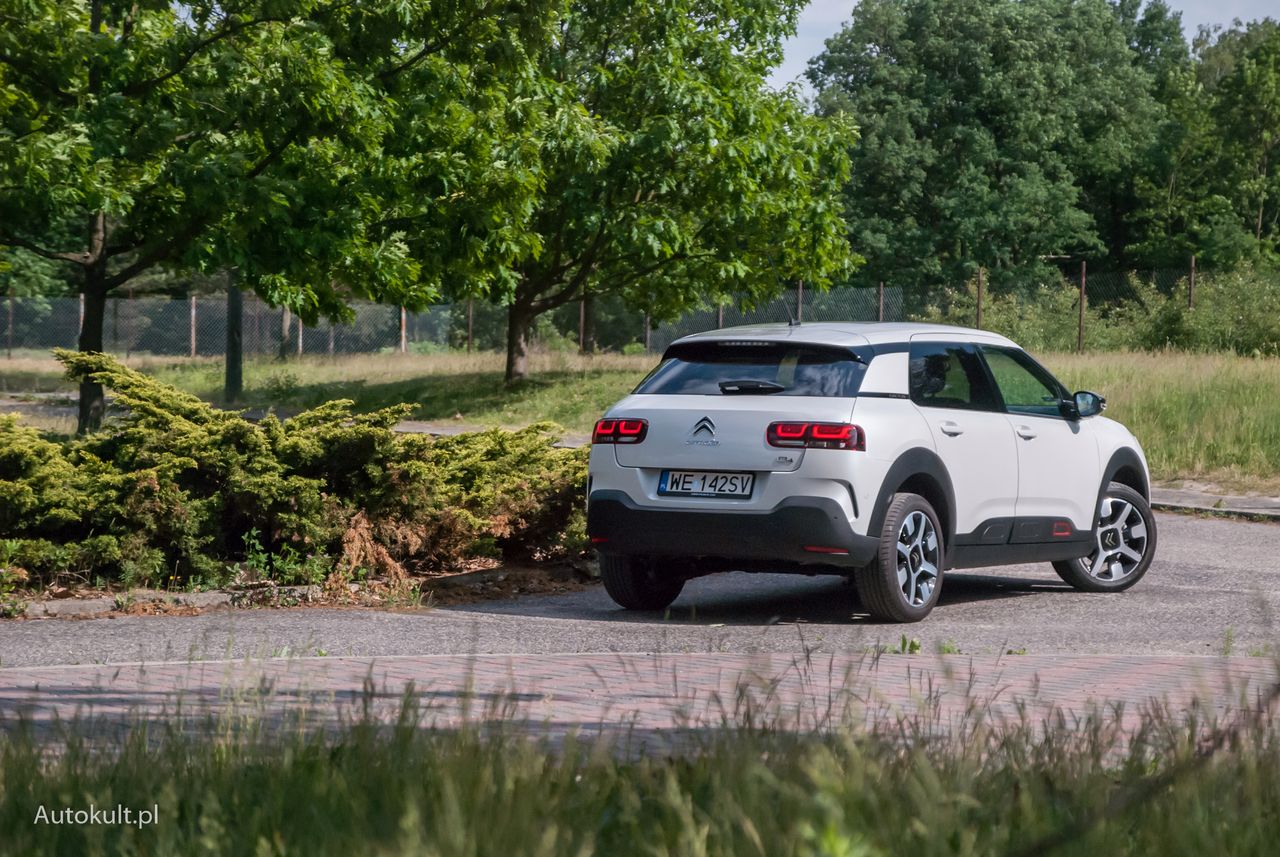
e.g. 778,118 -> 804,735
586,490 -> 879,568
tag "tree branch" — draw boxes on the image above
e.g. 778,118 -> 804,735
0,235 -> 89,265
119,16 -> 289,97
103,125 -> 304,289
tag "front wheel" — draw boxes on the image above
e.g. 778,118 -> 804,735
856,493 -> 945,623
1053,482 -> 1157,592
599,554 -> 685,610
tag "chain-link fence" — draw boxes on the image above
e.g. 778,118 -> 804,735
1,261 -> 1209,360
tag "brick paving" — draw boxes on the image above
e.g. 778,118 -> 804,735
2,653 -> 1276,746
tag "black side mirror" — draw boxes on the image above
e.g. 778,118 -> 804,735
1064,390 -> 1105,420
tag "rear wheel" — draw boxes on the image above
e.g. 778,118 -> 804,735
599,554 -> 685,610
1053,482 -> 1156,592
856,493 -> 944,623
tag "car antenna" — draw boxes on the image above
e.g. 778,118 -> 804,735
784,281 -> 800,327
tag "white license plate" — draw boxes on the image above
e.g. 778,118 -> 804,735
659,470 -> 755,498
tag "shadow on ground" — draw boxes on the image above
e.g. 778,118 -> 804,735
445,569 -> 1074,627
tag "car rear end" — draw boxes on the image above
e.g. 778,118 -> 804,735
586,332 -> 885,570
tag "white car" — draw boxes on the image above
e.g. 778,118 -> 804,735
586,322 -> 1157,622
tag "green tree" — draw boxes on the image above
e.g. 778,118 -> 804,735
808,0 -> 1156,293
467,0 -> 856,381
0,0 -> 554,431
1217,26 -> 1280,254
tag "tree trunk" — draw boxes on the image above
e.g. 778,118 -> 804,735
505,303 -> 534,382
278,307 -> 291,361
581,291 -> 596,354
225,278 -> 243,402
76,268 -> 108,434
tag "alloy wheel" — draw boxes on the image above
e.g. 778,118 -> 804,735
1086,495 -> 1149,581
896,510 -> 940,607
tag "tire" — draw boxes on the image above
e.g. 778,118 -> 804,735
599,554 -> 685,610
856,493 -> 945,623
1053,482 -> 1157,592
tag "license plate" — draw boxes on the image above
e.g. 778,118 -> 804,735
659,470 -> 755,498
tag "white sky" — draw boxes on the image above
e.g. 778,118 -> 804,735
768,0 -> 1280,90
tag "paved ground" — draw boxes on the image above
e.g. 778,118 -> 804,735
1,512 -> 1277,669
2,653 -> 1275,744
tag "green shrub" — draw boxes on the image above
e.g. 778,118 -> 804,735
0,352 -> 587,587
918,266 -> 1280,356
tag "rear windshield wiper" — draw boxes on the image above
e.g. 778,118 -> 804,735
718,379 -> 786,395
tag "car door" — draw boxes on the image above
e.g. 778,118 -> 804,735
977,346 -> 1101,531
907,340 -> 1019,536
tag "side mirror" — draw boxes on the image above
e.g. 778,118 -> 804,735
1068,390 -> 1105,419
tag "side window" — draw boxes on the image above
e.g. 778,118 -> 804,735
907,343 -> 999,411
980,347 -> 1065,416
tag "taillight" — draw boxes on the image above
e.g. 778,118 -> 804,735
766,422 -> 864,451
593,418 -> 648,444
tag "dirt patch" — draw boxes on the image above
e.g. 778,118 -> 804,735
6,562 -> 596,621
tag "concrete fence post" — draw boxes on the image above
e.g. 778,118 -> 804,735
1188,255 -> 1196,309
1077,260 -> 1087,353
189,295 -> 197,357
877,281 -> 885,322
975,269 -> 985,330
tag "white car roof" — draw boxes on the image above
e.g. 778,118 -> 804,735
669,321 -> 1018,350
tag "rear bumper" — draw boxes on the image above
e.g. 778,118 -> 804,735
586,490 -> 879,568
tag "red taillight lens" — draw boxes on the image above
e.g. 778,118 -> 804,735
766,422 -> 864,451
593,418 -> 648,444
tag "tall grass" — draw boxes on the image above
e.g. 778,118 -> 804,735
2,684 -> 1279,857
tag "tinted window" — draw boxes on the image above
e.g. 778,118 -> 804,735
634,342 -> 866,397
908,343 -> 999,410
980,347 -> 1066,416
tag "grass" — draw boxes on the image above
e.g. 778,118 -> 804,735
4,347 -> 1280,491
3,677 -> 1280,857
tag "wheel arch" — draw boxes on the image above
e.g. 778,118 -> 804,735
867,448 -> 957,561
1101,447 -> 1150,500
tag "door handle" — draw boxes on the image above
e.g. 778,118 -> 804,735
1015,425 -> 1037,440
939,421 -> 963,436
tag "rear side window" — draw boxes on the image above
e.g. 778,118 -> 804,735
908,343 -> 999,411
634,341 -> 866,397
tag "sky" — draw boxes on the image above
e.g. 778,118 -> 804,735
768,0 -> 1279,89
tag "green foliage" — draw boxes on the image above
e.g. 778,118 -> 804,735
0,352 -> 587,586
810,0 -> 1154,291
919,267 -> 1280,356
474,0 -> 858,377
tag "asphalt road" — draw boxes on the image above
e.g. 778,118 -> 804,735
1,512 -> 1277,668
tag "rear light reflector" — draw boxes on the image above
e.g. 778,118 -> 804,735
1052,521 -> 1073,538
803,545 -> 850,555
590,536 -> 610,544
767,422 -> 864,451
593,418 -> 648,444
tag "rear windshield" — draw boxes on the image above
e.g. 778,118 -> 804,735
634,341 -> 867,397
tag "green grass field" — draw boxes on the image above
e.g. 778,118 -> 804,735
4,348 -> 1278,491
2,685 -> 1279,857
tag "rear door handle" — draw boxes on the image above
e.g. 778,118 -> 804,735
939,420 -> 963,436
1015,425 -> 1037,440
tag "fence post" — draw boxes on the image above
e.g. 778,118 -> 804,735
297,317 -> 303,356
1077,260 -> 1087,353
717,303 -> 724,328
877,281 -> 885,322
643,312 -> 651,353
796,280 -> 804,322
327,322 -> 335,355
466,298 -> 474,353
225,280 -> 243,402
1188,254 -> 1196,309
78,292 -> 85,344
189,295 -> 197,357
399,307 -> 407,353
126,287 -> 133,359
6,288 -> 12,359
975,269 -> 985,330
